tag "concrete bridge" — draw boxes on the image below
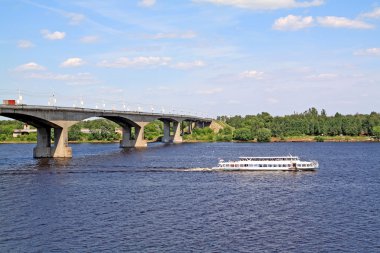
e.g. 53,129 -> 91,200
0,105 -> 212,158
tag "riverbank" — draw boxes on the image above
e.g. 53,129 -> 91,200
272,135 -> 374,142
0,135 -> 376,144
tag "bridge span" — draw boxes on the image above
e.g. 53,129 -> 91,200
0,105 -> 212,158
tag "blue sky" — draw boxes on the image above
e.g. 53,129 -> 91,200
1,0 -> 380,117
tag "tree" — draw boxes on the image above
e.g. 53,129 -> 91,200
257,128 -> 272,142
68,124 -> 82,141
233,128 -> 253,141
373,126 -> 380,141
144,121 -> 163,140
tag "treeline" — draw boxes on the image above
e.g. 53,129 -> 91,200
218,108 -> 380,141
0,120 -> 27,141
68,119 -> 164,142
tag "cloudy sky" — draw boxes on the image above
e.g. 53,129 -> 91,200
1,0 -> 380,117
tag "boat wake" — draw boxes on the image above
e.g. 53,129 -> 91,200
181,167 -> 213,172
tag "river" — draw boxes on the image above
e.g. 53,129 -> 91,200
0,142 -> 379,252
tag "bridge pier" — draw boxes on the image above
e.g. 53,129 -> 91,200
33,125 -> 72,158
196,121 -> 211,128
33,127 -> 52,158
183,121 -> 195,135
162,120 -> 183,143
52,127 -> 72,158
120,123 -> 147,148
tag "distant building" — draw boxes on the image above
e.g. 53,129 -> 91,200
79,128 -> 121,134
115,128 -> 122,135
13,124 -> 37,137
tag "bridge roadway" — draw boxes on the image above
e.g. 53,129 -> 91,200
0,105 -> 212,158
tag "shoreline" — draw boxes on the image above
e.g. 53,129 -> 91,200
1,136 -> 376,144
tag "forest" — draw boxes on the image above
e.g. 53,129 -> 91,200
218,108 -> 380,142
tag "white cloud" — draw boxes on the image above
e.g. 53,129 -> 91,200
65,13 -> 85,25
197,87 -> 224,95
273,15 -> 314,31
147,31 -> 197,39
240,70 -> 264,79
194,0 -> 324,10
80,35 -> 99,43
98,56 -> 172,68
138,0 -> 156,7
306,73 -> 338,80
41,29 -> 66,40
172,60 -> 205,69
360,7 -> 380,19
317,16 -> 374,29
354,48 -> 380,56
17,40 -> 34,48
23,1 -> 86,25
15,62 -> 46,71
61,58 -> 85,68
25,72 -> 96,85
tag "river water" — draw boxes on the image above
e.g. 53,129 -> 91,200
0,142 -> 379,252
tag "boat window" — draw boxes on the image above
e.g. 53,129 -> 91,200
263,164 -> 267,167
249,164 -> 253,167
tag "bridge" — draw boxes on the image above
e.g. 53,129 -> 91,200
0,105 -> 212,158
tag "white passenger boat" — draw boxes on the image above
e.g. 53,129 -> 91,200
212,156 -> 318,171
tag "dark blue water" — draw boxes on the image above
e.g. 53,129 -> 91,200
0,142 -> 379,252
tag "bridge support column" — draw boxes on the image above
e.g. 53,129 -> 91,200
162,120 -> 182,143
120,123 -> 147,148
196,121 -> 211,129
33,127 -> 52,158
162,121 -> 171,143
51,127 -> 72,158
187,121 -> 195,134
172,121 -> 183,143
33,125 -> 73,158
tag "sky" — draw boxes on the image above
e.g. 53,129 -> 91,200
1,0 -> 380,117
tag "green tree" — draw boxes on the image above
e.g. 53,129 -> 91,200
233,128 -> 253,141
373,126 -> 380,141
144,121 -> 163,140
216,127 -> 233,142
257,128 -> 272,142
68,124 -> 82,141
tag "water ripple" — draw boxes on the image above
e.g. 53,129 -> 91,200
0,142 -> 379,252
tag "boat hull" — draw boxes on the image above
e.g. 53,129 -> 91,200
211,167 -> 316,171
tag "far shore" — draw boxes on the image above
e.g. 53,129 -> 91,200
1,136 -> 376,144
